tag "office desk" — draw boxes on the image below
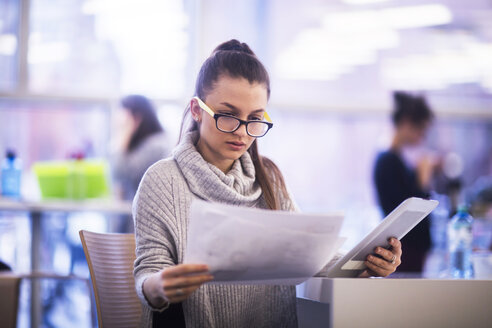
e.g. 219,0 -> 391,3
0,197 -> 132,271
0,197 -> 132,328
297,277 -> 492,328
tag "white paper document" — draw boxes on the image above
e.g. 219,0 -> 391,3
184,199 -> 345,285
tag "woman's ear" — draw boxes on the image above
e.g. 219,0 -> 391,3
190,99 -> 202,123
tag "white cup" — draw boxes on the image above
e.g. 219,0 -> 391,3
472,252 -> 492,279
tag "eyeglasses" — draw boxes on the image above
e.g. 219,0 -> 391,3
193,96 -> 273,138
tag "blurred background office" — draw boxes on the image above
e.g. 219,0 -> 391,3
1,0 -> 492,327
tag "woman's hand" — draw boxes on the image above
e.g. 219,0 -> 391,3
417,154 -> 439,190
143,264 -> 214,307
359,238 -> 402,278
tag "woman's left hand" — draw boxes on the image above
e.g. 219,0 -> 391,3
359,238 -> 402,278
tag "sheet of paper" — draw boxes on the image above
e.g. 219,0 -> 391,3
184,199 -> 345,285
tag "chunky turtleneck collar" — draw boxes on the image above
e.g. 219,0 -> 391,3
173,131 -> 262,206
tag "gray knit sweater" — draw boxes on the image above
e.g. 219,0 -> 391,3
133,131 -> 298,327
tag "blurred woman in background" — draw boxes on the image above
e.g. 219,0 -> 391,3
112,95 -> 170,202
374,91 -> 437,273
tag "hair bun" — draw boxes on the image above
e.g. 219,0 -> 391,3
213,39 -> 255,56
393,91 -> 412,104
391,91 -> 433,125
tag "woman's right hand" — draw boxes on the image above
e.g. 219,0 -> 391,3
143,264 -> 213,307
417,153 -> 439,189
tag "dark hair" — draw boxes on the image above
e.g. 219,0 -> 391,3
194,40 -> 271,99
121,95 -> 164,152
179,39 -> 287,210
392,91 -> 434,126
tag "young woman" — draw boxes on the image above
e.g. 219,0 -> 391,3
133,40 -> 402,327
112,94 -> 170,201
374,91 -> 436,272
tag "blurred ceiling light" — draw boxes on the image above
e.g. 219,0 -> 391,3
382,41 -> 492,91
28,41 -> 70,64
277,4 -> 452,81
81,0 -> 112,14
80,0 -> 189,97
342,0 -> 392,4
0,34 -> 17,55
381,4 -> 452,29
275,27 -> 397,80
323,4 -> 452,31
82,0 -> 188,26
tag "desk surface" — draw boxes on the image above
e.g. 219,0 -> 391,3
0,197 -> 132,215
298,277 -> 492,328
300,277 -> 492,303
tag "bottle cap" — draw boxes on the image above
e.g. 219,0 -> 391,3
5,149 -> 16,160
457,205 -> 469,214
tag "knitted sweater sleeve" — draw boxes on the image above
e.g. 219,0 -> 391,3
133,161 -> 179,310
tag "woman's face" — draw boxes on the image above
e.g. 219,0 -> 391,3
112,107 -> 141,151
191,75 -> 268,172
399,120 -> 430,146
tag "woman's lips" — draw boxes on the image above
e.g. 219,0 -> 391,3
226,141 -> 246,151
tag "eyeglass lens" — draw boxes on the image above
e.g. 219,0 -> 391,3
216,116 -> 269,136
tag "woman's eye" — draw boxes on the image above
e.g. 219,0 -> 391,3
250,117 -> 262,121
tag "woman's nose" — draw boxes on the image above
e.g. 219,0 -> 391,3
233,122 -> 248,137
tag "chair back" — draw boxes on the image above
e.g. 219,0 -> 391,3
80,230 -> 142,328
0,274 -> 21,328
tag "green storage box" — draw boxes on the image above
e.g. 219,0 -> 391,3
33,160 -> 110,199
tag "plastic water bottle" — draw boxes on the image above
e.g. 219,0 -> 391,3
447,206 -> 474,278
1,149 -> 22,198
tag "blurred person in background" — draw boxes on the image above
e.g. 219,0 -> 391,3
112,95 -> 170,201
374,91 -> 438,273
0,260 -> 11,271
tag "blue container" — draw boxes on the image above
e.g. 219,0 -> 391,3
1,150 -> 22,198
